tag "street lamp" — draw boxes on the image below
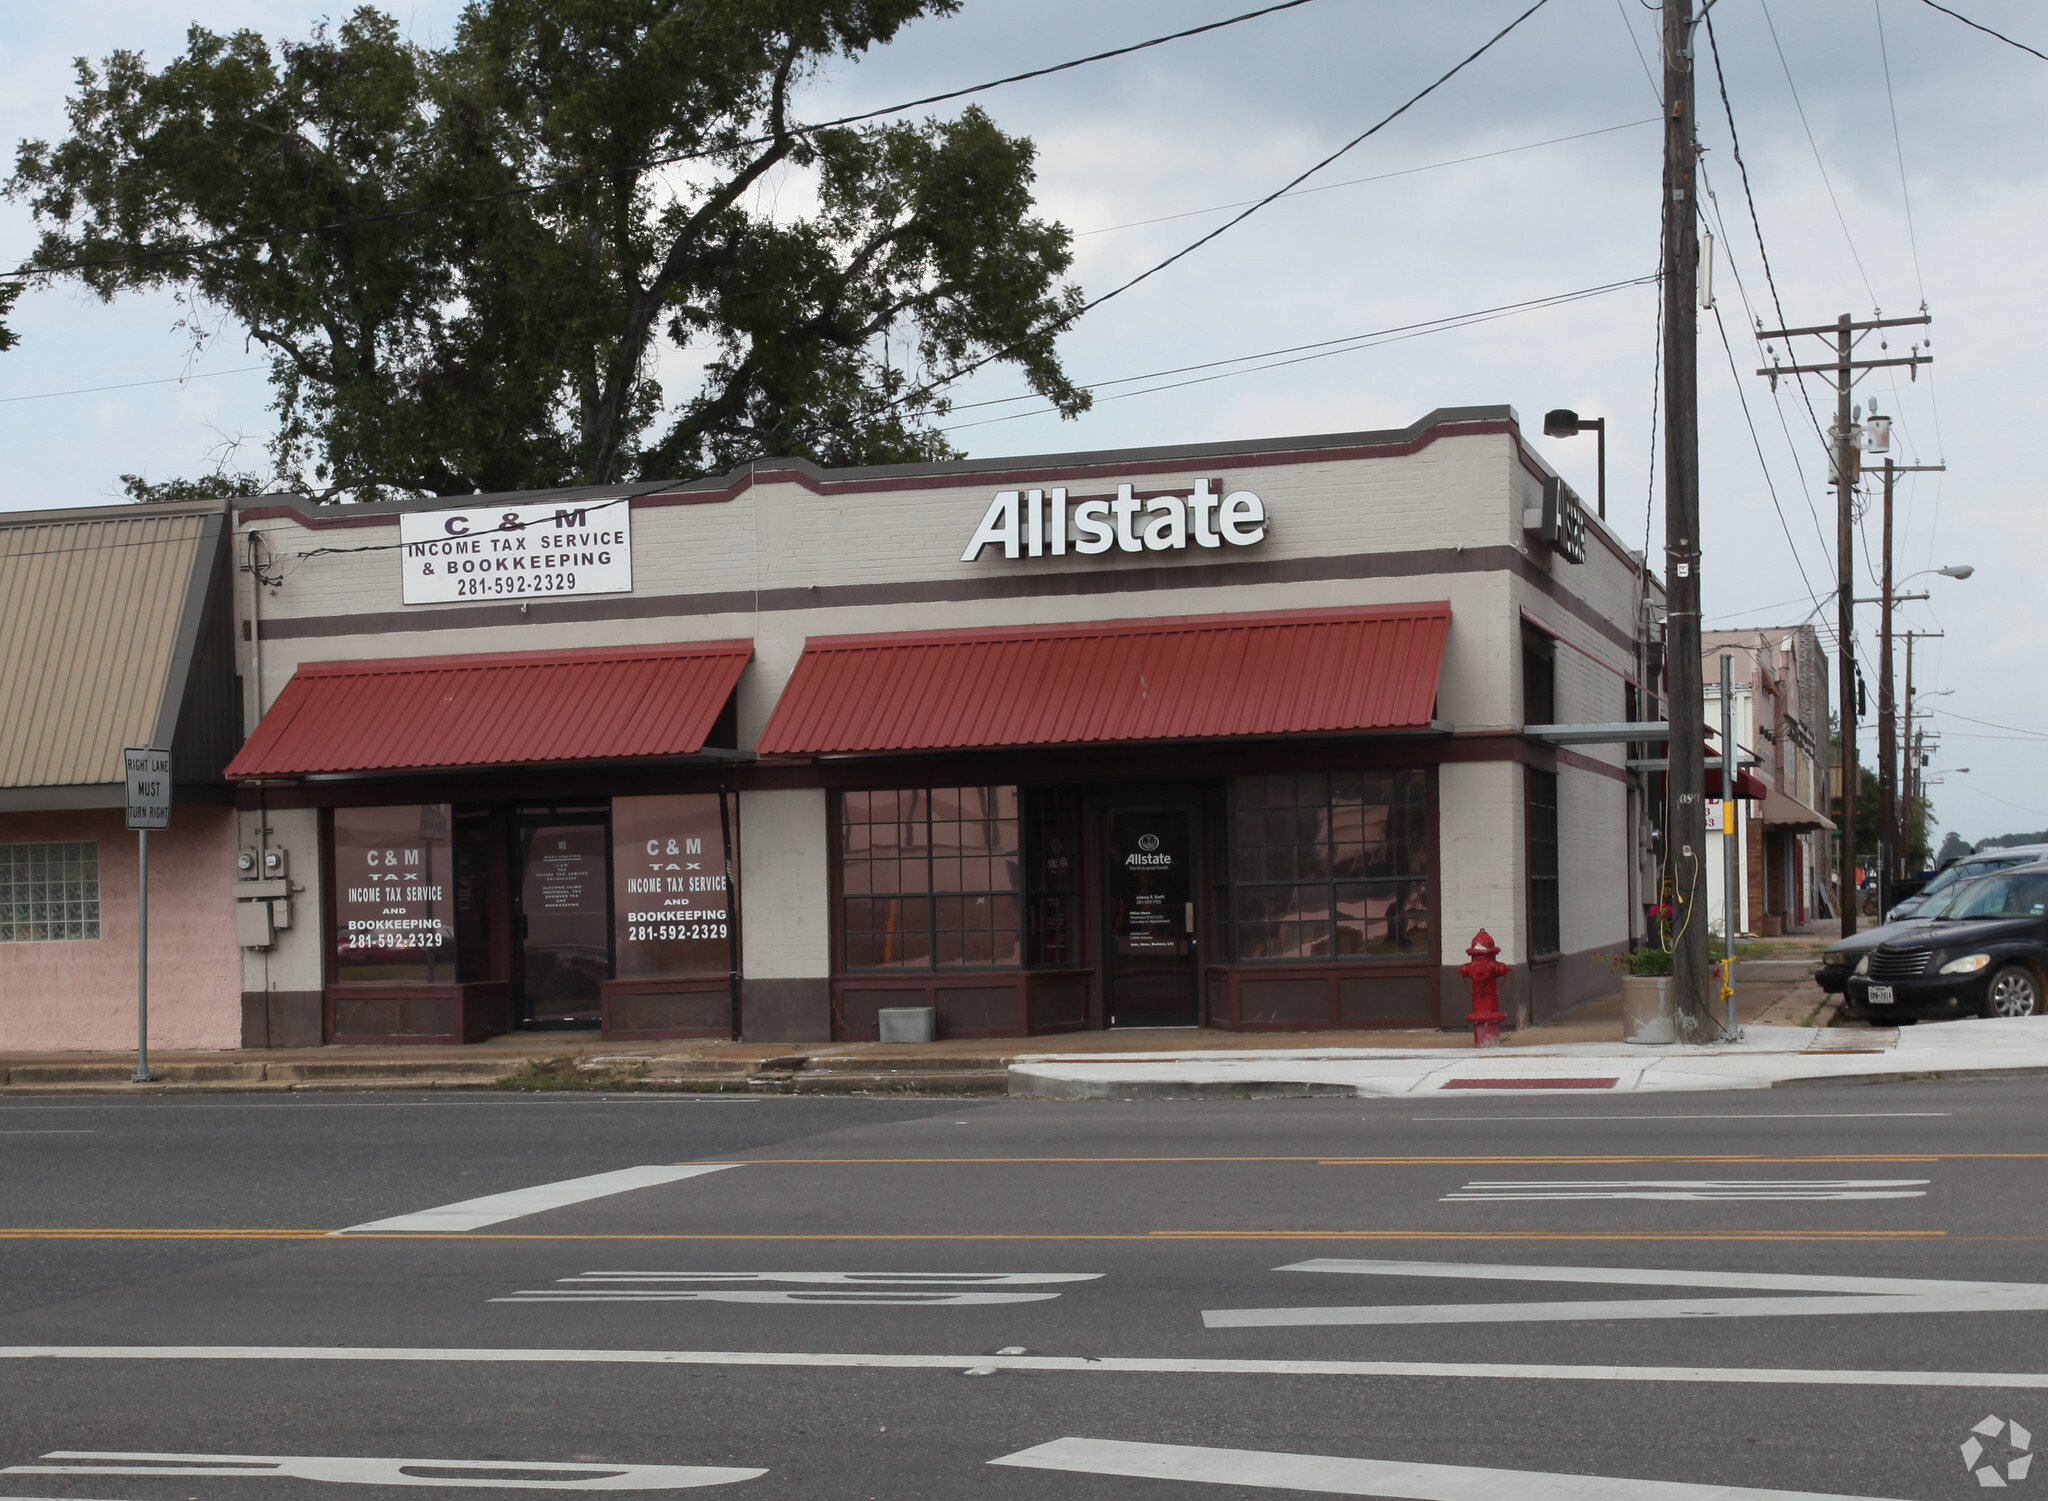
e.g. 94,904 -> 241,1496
1543,409 -> 1606,520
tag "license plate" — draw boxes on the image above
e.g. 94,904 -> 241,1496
1868,985 -> 1895,1006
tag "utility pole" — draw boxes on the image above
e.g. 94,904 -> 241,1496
1661,0 -> 1712,1040
1879,457 -> 1896,901
1902,629 -> 1945,867
1751,313 -> 1929,936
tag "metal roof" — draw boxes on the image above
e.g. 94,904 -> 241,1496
225,641 -> 752,778
755,605 -> 1451,757
0,503 -> 223,793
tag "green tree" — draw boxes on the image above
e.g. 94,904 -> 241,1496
0,281 -> 18,352
8,2 -> 1087,500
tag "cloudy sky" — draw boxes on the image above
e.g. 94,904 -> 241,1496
2,0 -> 2042,845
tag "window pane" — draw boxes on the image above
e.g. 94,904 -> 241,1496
0,841 -> 100,943
332,806 -> 456,983
613,795 -> 731,980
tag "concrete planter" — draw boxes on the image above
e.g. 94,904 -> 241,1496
1621,974 -> 1675,1045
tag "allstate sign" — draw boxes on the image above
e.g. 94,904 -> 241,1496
962,480 -> 1267,562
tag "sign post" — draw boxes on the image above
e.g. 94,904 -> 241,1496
123,747 -> 172,1084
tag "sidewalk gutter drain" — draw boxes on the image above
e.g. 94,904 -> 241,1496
1442,1078 -> 1620,1090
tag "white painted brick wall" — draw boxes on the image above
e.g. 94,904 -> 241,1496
736,789 -> 830,980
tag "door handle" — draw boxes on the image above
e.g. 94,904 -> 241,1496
1185,902 -> 1195,933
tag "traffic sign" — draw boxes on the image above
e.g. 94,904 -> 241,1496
123,747 -> 171,831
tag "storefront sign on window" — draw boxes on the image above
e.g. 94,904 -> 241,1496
332,804 -> 454,983
613,795 -> 731,979
399,499 -> 632,604
962,481 -> 1266,562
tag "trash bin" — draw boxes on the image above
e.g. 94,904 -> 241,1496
1621,976 -> 1675,1045
877,1006 -> 936,1045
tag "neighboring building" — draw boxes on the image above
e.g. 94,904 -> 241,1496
1701,626 -> 1835,935
2,406 -> 1663,1050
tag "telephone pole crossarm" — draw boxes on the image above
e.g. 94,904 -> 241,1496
1754,314 -> 1931,340
1756,355 -> 1930,379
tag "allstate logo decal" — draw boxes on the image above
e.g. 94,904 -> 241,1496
1138,834 -> 1161,852
1963,1415 -> 2033,1486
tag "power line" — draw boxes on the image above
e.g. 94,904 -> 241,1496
4,0 -> 1324,282
0,365 -> 266,405
893,0 -> 1558,409
1757,0 -> 1880,309
1873,1 -> 1927,303
941,274 -> 1655,431
1917,0 -> 2048,61
1074,118 -> 1657,237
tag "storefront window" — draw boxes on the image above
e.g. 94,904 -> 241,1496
1229,771 -> 1431,960
332,805 -> 455,983
613,794 -> 732,978
1024,789 -> 1081,967
1528,769 -> 1561,957
841,787 -> 1020,969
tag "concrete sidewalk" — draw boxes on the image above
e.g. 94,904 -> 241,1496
0,936 -> 1897,1099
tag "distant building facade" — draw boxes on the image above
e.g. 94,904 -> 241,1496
1702,625 -> 1834,935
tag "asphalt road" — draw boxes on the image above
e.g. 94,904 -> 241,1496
3,1079 -> 2046,1499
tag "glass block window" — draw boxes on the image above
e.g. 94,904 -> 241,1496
1528,768 -> 1561,957
1228,771 -> 1431,961
840,787 -> 1020,969
0,841 -> 101,942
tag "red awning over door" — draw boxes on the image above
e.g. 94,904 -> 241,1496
225,640 -> 751,778
755,604 -> 1451,756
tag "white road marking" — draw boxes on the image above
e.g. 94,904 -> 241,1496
5,1345 -> 2048,1388
339,1165 -> 742,1233
1442,1179 -> 1928,1202
987,1437 -> 1911,1500
493,1270 -> 1101,1304
557,1272 -> 1101,1285
3,1452 -> 759,1490
1408,1112 -> 1950,1121
495,1291 -> 1061,1306
1204,1257 -> 2048,1329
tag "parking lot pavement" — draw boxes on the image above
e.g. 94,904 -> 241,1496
5,1081 -> 2048,1498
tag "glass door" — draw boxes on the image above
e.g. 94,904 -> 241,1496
514,813 -> 611,1028
1104,806 -> 1198,1027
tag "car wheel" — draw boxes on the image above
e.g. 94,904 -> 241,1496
1982,966 -> 2042,1019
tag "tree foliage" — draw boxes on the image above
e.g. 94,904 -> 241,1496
8,2 -> 1087,500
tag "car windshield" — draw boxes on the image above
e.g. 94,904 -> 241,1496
1918,859 -> 2017,900
1936,871 -> 2048,921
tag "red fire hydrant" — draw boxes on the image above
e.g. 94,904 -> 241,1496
1459,929 -> 1511,1048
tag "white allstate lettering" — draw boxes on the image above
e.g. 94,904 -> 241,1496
961,491 -> 1022,561
1071,498 -> 1114,554
964,481 -> 1264,561
1219,489 -> 1267,545
1142,494 -> 1187,551
1110,483 -> 1145,553
1189,477 -> 1222,547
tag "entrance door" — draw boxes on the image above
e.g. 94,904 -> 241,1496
515,815 -> 611,1027
1105,806 -> 1198,1027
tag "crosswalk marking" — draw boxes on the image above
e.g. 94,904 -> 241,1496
1443,1179 -> 1928,1202
988,1437 -> 1911,1500
340,1165 -> 742,1233
492,1269 -> 1101,1306
1202,1256 -> 2048,1329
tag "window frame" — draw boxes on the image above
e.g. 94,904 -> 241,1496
837,786 -> 1024,973
0,840 -> 101,943
1527,767 -> 1562,958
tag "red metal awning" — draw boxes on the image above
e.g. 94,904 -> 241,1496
225,641 -> 751,778
755,604 -> 1450,757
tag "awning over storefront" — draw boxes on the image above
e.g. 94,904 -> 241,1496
225,641 -> 752,778
1705,751 -> 1770,801
1759,785 -> 1835,831
0,499 -> 235,810
756,604 -> 1450,756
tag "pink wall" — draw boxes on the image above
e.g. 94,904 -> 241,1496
0,806 -> 242,1052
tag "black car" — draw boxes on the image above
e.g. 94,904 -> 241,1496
1844,869 -> 2048,1021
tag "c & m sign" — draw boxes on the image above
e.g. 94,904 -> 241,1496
399,499 -> 632,604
